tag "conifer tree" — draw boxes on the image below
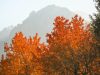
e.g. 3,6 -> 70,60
92,0 -> 100,38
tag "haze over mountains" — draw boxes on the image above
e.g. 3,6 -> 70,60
0,5 -> 89,55
10,5 -> 75,41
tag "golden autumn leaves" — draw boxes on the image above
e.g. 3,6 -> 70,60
47,15 -> 93,52
0,15 -> 99,75
5,32 -> 46,58
2,32 -> 47,75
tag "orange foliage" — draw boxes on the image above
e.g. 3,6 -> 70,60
1,32 -> 47,75
46,15 -> 97,74
47,15 -> 94,54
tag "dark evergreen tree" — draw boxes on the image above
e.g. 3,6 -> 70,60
91,0 -> 100,38
91,0 -> 100,62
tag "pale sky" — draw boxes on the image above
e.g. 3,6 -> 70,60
0,0 -> 96,31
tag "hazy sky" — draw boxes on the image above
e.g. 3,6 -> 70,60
0,0 -> 96,31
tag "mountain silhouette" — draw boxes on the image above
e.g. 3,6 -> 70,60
9,5 -> 75,41
0,5 -> 75,55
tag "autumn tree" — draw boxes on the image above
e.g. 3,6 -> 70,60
42,15 -> 96,75
0,15 -> 99,75
0,32 -> 46,75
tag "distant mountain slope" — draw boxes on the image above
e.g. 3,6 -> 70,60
0,26 -> 13,40
0,26 -> 13,56
0,5 -> 75,55
9,5 -> 75,42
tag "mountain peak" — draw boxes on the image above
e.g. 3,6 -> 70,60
38,4 -> 71,13
10,5 -> 75,41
